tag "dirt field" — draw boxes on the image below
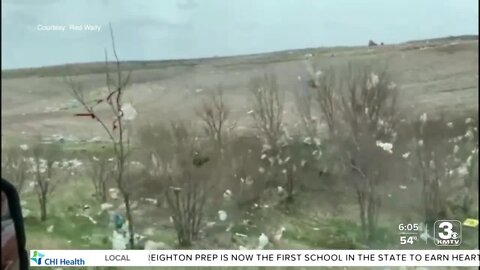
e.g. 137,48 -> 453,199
1,37 -> 478,142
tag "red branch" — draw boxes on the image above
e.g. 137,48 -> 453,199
74,113 -> 96,119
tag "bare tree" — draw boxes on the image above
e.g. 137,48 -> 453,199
165,123 -> 209,247
139,122 -> 209,247
303,63 -> 338,136
294,80 -> 318,141
250,74 -> 302,204
249,73 -> 285,154
414,115 -> 479,226
341,63 -> 399,242
302,61 -> 399,242
65,24 -> 136,248
30,142 -> 62,221
1,146 -> 29,193
198,86 -> 229,150
342,64 -> 399,242
138,122 -> 179,209
86,151 -> 114,203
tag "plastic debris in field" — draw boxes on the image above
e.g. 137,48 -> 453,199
463,218 -> 479,228
218,210 -> 228,221
112,230 -> 128,250
113,213 -> 125,230
257,233 -> 269,249
121,103 -> 137,121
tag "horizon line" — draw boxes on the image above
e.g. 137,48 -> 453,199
2,34 -> 477,72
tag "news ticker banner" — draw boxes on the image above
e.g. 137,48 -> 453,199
30,250 -> 479,267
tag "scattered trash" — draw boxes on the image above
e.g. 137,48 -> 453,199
46,225 -> 54,233
268,157 -> 275,166
134,234 -> 146,245
19,144 -> 29,151
218,210 -> 228,221
429,160 -> 436,169
301,160 -> 307,167
457,166 -> 468,177
223,190 -> 232,200
143,228 -> 155,236
130,201 -> 138,209
109,188 -> 120,200
206,221 -> 216,228
463,218 -> 479,228
420,113 -> 428,123
260,145 -> 271,154
367,73 -> 379,89
22,209 -> 31,218
387,82 -> 397,89
257,233 -> 269,249
113,213 -> 125,229
464,130 -> 474,140
272,227 -> 286,244
101,203 -> 114,211
121,103 -> 138,121
399,185 -> 407,190
376,140 -> 393,154
112,230 -> 128,250
144,198 -> 158,205
144,240 -> 168,250
76,213 -> 97,224
88,137 -> 102,143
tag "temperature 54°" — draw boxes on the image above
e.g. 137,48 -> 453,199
400,235 -> 418,245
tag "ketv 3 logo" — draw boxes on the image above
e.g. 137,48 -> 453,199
30,251 -> 86,266
31,251 -> 45,265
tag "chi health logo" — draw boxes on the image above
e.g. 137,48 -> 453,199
31,251 -> 45,265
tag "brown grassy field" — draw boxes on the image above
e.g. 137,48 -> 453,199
2,37 -> 478,141
1,37 -> 478,259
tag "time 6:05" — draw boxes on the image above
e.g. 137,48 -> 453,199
398,223 -> 419,231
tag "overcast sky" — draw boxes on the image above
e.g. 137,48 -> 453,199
2,0 -> 478,69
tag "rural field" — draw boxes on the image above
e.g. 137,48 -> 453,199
1,35 -> 479,269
